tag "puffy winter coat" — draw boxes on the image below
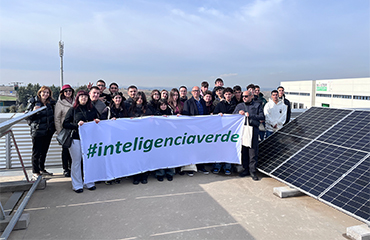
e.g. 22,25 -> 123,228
26,96 -> 56,138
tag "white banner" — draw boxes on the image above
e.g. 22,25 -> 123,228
79,114 -> 245,183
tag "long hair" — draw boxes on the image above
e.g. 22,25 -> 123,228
109,92 -> 127,115
73,90 -> 92,110
129,91 -> 148,114
37,86 -> 54,104
150,89 -> 160,101
160,89 -> 168,100
168,88 -> 183,113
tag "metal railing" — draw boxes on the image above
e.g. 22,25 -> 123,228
0,112 -> 62,170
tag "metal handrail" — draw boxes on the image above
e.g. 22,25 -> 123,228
0,106 -> 46,138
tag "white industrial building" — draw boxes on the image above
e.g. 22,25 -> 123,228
280,77 -> 370,109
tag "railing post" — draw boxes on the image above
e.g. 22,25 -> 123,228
5,132 -> 11,169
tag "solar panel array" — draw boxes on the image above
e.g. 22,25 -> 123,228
257,107 -> 370,225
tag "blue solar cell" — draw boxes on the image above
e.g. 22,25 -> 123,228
317,111 -> 370,151
271,141 -> 367,197
280,107 -> 352,139
258,132 -> 311,173
321,159 -> 370,222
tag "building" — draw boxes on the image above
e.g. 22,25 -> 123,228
280,77 -> 370,109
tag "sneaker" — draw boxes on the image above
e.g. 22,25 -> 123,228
105,181 -> 113,185
225,169 -> 232,175
198,168 -> 209,175
31,173 -> 40,181
212,168 -> 220,174
41,170 -> 53,176
187,171 -> 194,177
166,175 -> 173,181
64,171 -> 71,177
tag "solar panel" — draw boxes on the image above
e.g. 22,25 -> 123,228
279,107 -> 352,139
317,111 -> 370,152
271,141 -> 368,197
320,157 -> 370,222
258,132 -> 311,174
257,107 -> 370,225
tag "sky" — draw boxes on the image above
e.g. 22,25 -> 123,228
0,0 -> 369,90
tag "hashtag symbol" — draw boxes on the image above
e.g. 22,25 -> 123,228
87,143 -> 97,159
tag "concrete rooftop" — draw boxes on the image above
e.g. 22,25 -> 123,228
0,167 -> 363,240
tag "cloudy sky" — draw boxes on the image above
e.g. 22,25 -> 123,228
0,0 -> 368,90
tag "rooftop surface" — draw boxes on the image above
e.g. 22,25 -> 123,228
0,167 -> 362,240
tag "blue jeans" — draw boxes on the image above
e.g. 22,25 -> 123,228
265,131 -> 274,138
213,163 -> 232,170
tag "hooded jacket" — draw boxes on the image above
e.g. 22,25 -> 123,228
263,99 -> 287,132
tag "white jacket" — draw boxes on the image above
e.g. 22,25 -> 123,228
264,99 -> 287,132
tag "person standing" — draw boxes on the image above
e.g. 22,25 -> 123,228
89,86 -> 106,117
233,90 -> 264,181
147,89 -> 161,114
54,84 -> 75,177
179,86 -> 188,103
128,91 -> 153,185
168,88 -> 184,115
203,90 -> 214,114
213,87 -> 236,175
277,86 -> 291,125
63,90 -> 100,193
26,86 -> 56,181
183,86 -> 209,175
231,85 -> 243,105
254,85 -> 267,141
200,81 -> 209,98
124,85 -> 138,110
160,89 -> 169,100
264,90 -> 287,138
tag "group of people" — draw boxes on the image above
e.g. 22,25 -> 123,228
26,78 -> 291,193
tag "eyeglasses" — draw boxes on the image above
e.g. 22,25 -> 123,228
192,90 -> 200,92
242,95 -> 249,98
64,89 -> 72,93
97,85 -> 105,87
110,87 -> 118,89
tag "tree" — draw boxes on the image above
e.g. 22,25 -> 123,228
75,85 -> 88,93
49,85 -> 61,101
17,83 -> 41,107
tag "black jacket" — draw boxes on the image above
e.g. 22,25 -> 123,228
233,101 -> 265,128
279,96 -> 291,125
148,100 -> 160,115
101,105 -> 128,120
128,106 -> 154,118
231,96 -> 243,105
63,105 -> 99,139
26,96 -> 56,138
213,100 -> 236,114
183,97 -> 208,116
